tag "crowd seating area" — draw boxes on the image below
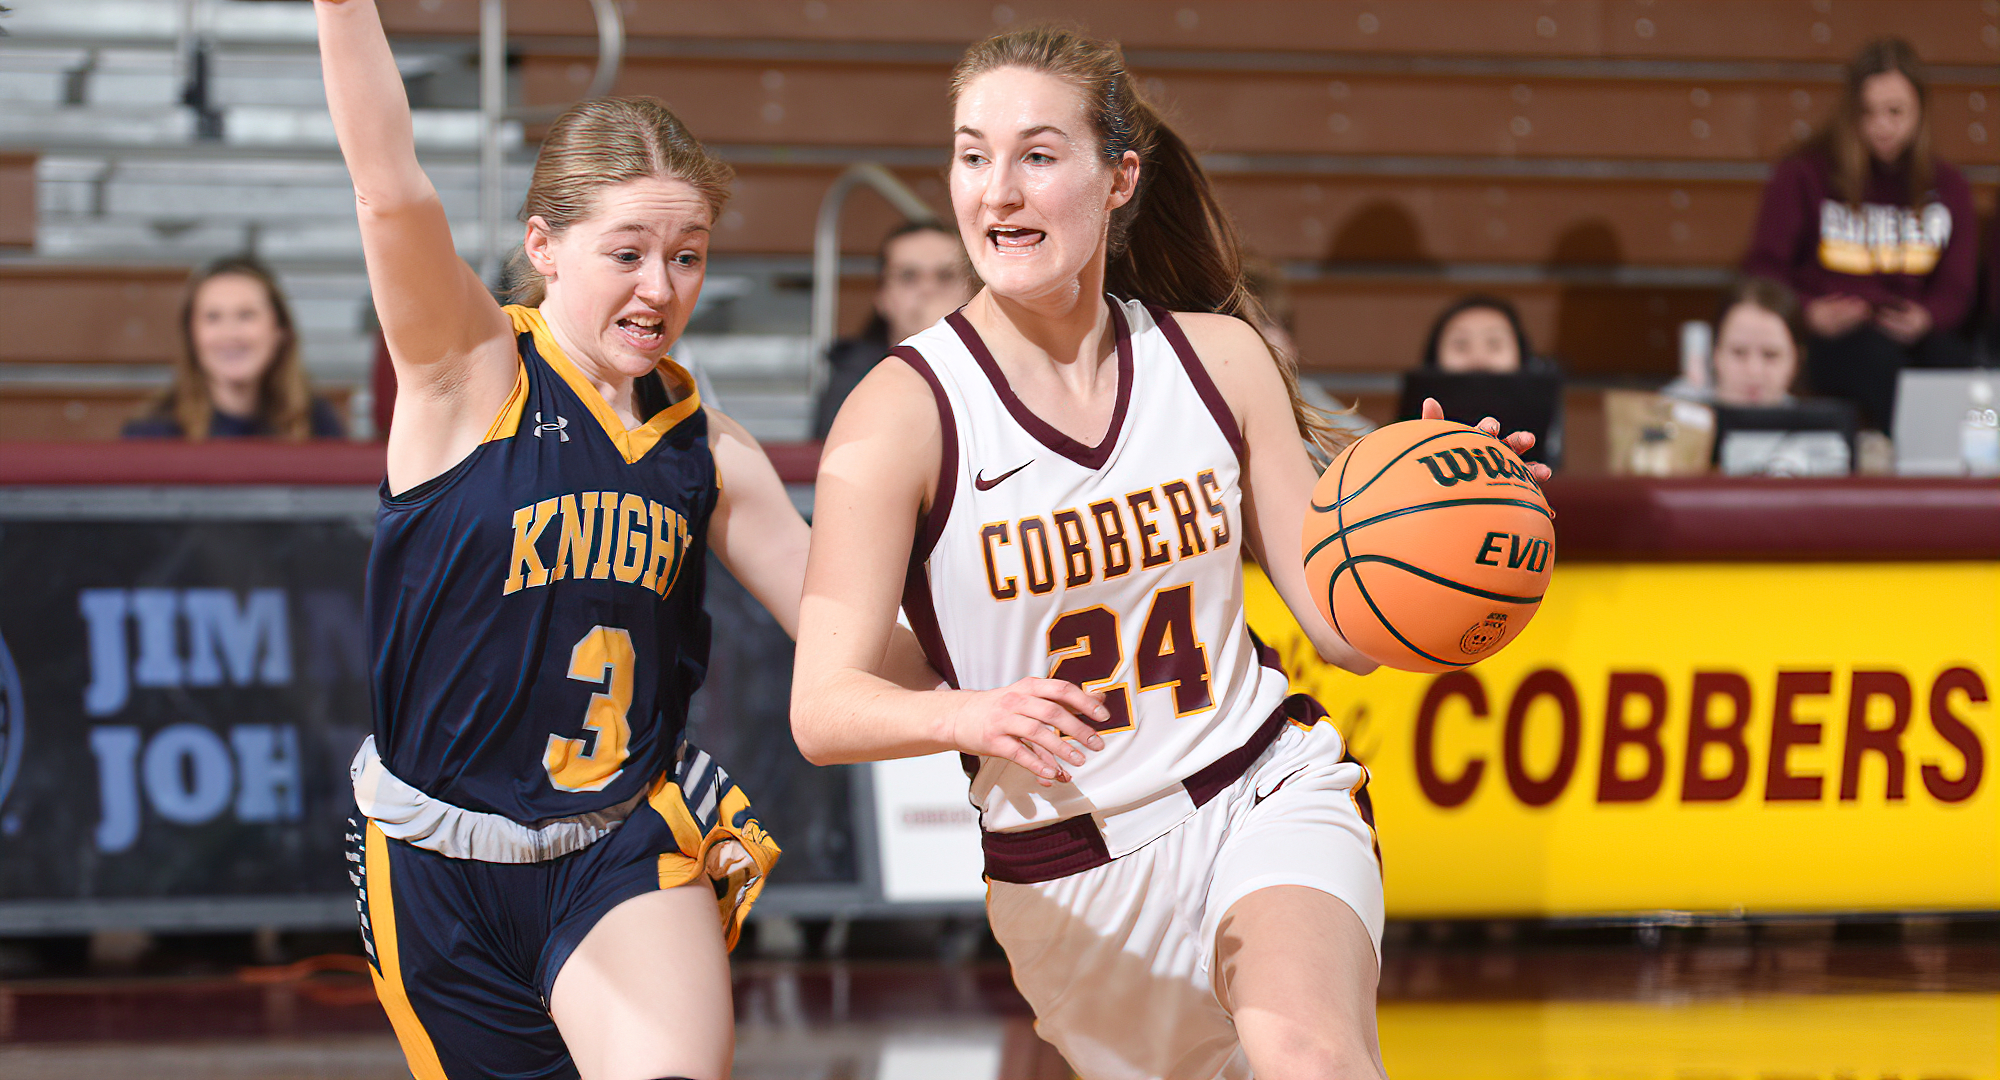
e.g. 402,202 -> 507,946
1,0 -> 1995,460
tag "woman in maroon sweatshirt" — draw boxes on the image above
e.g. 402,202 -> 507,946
1743,37 -> 1976,431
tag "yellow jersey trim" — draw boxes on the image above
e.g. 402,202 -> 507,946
481,361 -> 531,443
504,305 -> 701,465
363,823 -> 450,1080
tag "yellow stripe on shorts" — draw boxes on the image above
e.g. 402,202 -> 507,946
364,822 -> 450,1080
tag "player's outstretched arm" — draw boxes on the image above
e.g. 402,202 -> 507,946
1172,313 -> 1381,675
314,0 -> 514,487
791,360 -> 1109,784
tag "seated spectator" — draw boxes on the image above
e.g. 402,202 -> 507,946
1742,37 -> 1977,431
1416,294 -> 1563,465
124,255 -> 345,440
1422,294 -> 1554,376
810,221 -> 974,440
1668,278 -> 1805,407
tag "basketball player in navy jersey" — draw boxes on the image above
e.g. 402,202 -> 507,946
315,3 -> 936,1078
793,27 -> 1545,1080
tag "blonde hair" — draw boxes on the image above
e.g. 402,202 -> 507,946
148,255 -> 313,440
952,26 -> 1350,458
506,96 -> 735,305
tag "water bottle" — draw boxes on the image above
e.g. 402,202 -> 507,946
1678,320 -> 1712,391
1962,378 -> 2000,477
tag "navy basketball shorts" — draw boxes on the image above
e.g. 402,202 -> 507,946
346,769 -> 776,1080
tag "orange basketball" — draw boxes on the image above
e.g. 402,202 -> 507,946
1300,419 -> 1554,673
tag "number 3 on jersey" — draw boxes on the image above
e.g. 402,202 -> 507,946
1047,583 -> 1212,734
545,625 -> 633,791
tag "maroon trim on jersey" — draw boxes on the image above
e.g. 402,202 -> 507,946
892,345 -> 958,564
891,345 -> 964,700
1144,303 -> 1245,463
982,813 -> 1112,885
900,560 -> 960,691
945,298 -> 1134,471
897,564 -> 976,777
1246,624 -> 1286,675
979,695 -> 1298,884
1181,701 -> 1288,805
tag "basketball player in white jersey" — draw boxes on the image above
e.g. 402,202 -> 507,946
794,26 -> 1543,1080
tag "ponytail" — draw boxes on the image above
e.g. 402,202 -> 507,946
952,26 -> 1351,459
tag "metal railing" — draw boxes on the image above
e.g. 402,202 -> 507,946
808,164 -> 939,402
477,0 -> 625,286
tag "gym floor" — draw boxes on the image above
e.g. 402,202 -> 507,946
0,918 -> 1991,1079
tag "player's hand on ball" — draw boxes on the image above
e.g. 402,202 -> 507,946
948,678 -> 1108,787
1420,397 -> 1553,483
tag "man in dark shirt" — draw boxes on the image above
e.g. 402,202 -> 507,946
810,222 -> 975,441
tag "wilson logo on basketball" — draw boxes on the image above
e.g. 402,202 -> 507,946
1416,447 -> 1537,487
1458,613 -> 1509,656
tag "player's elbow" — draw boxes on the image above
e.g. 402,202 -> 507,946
353,177 -> 441,222
792,730 -> 841,768
1334,653 -> 1380,677
788,682 -> 844,766
1317,639 -> 1379,676
794,738 -> 840,768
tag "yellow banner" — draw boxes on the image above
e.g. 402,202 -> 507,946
1245,561 -> 1999,916
1380,993 -> 1999,1080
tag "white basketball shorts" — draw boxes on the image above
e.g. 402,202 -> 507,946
985,717 -> 1383,1080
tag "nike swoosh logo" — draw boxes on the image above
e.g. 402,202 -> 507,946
1253,766 -> 1309,808
974,460 -> 1034,490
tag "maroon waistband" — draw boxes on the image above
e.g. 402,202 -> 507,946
981,695 -> 1323,885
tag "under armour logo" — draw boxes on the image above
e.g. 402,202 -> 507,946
533,412 -> 569,442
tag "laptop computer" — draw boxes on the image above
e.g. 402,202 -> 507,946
1893,369 -> 1998,475
1397,371 -> 1562,467
1711,399 -> 1857,476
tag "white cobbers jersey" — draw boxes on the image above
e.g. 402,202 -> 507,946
899,298 -> 1291,841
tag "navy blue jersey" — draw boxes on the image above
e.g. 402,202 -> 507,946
368,306 -> 716,823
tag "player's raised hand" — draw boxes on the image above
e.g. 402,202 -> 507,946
944,678 -> 1109,787
1421,396 -> 1553,482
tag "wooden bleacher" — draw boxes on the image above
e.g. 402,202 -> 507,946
0,263 -> 187,439
400,0 -> 1997,383
3,0 -> 1994,456
379,0 -> 2000,65
0,155 -> 33,251
0,262 -> 359,440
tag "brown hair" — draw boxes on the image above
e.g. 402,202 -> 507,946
950,25 -> 1349,457
1713,277 -> 1804,352
1804,37 -> 1934,209
1422,294 -> 1536,370
148,255 -> 312,440
861,220 -> 968,342
506,96 -> 735,305
1712,276 -> 1806,393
